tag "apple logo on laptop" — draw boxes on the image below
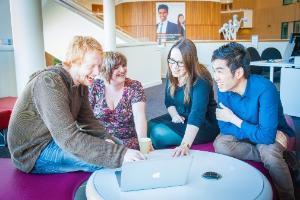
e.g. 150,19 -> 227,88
152,172 -> 160,179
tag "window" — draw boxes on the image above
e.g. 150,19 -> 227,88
294,21 -> 300,33
283,0 -> 293,5
281,22 -> 289,39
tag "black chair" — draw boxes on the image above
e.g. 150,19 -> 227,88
247,47 -> 263,75
261,47 -> 282,82
261,47 -> 282,60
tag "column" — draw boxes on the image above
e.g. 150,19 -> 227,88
103,0 -> 116,51
9,0 -> 45,95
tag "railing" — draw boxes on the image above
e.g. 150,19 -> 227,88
55,0 -> 138,42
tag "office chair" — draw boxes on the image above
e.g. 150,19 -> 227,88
247,47 -> 263,75
261,47 -> 282,82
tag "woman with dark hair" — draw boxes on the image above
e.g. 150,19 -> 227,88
148,39 -> 219,156
177,14 -> 185,37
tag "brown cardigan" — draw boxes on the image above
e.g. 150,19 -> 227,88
7,66 -> 127,173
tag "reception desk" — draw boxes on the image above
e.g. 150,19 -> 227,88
250,59 -> 300,82
280,67 -> 300,117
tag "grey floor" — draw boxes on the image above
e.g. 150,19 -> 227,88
144,78 -> 167,120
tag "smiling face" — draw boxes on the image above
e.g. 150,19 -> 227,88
158,8 -> 168,22
110,64 -> 128,85
76,50 -> 102,86
212,59 -> 240,92
168,47 -> 187,78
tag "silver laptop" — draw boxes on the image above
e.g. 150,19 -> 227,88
115,154 -> 193,192
282,39 -> 296,62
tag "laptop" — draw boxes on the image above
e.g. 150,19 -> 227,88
115,153 -> 193,192
282,38 -> 296,62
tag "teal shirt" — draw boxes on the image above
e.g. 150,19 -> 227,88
165,78 -> 218,129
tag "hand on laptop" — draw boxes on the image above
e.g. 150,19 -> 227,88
123,149 -> 146,164
172,144 -> 190,157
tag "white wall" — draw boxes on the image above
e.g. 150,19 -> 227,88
0,0 -> 17,98
117,43 -> 162,88
0,0 -> 12,39
0,45 -> 17,97
160,40 -> 288,77
42,0 -> 127,60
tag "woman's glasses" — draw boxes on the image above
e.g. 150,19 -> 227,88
167,58 -> 184,68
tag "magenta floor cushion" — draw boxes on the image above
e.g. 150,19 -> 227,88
0,158 -> 91,200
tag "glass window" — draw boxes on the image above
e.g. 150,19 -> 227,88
281,22 -> 289,39
294,21 -> 300,33
283,0 -> 293,5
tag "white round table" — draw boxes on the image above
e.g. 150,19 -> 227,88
86,150 -> 272,200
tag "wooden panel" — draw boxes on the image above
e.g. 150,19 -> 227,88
185,1 -> 221,40
92,4 -> 103,13
232,0 -> 255,10
45,52 -> 54,67
232,0 -> 300,39
116,2 -> 156,41
116,1 -> 221,41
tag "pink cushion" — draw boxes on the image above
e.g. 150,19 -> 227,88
0,97 -> 17,129
0,158 -> 91,200
0,110 -> 12,129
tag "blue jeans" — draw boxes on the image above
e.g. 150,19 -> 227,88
31,140 -> 102,174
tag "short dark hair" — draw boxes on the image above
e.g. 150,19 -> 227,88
211,42 -> 251,78
158,4 -> 168,12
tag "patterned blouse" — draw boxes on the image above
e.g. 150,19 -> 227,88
88,78 -> 146,149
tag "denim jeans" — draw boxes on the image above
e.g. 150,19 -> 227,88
213,134 -> 295,200
31,140 -> 102,174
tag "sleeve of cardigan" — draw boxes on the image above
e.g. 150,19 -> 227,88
32,71 -> 127,168
77,85 -> 107,135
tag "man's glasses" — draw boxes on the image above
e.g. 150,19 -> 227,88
167,58 -> 184,68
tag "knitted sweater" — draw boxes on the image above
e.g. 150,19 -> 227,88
7,66 -> 127,173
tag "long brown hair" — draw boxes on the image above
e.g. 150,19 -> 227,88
167,38 -> 213,104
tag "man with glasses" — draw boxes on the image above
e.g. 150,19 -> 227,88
211,42 -> 295,200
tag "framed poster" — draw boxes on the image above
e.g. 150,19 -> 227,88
156,2 -> 185,43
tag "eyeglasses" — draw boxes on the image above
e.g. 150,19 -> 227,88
167,58 -> 184,68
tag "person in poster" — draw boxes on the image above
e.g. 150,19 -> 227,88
156,4 -> 178,36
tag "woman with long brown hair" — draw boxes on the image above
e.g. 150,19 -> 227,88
177,14 -> 185,37
148,39 -> 219,156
